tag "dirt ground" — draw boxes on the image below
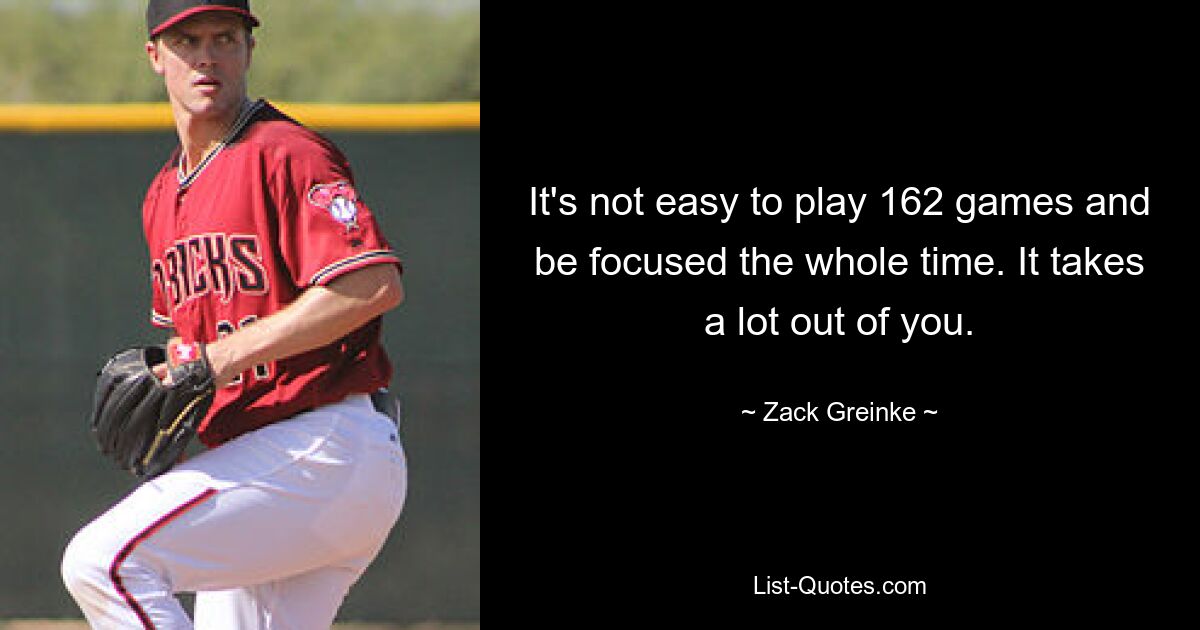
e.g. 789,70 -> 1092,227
1,623 -> 478,630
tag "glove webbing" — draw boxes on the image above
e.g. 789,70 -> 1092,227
140,390 -> 213,470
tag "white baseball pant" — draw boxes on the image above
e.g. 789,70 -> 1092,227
62,393 -> 407,629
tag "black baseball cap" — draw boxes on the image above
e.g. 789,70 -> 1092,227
147,0 -> 260,38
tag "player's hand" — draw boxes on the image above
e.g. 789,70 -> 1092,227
155,336 -> 185,385
152,362 -> 173,385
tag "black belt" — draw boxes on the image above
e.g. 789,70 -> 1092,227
370,388 -> 400,425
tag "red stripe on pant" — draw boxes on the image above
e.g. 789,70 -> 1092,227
109,488 -> 218,629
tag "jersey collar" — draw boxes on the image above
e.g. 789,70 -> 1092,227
177,98 -> 265,190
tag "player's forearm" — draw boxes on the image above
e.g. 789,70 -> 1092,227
205,264 -> 403,387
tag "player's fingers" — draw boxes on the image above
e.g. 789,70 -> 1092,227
153,362 -> 173,385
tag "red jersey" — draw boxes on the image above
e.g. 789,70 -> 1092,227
144,100 -> 402,447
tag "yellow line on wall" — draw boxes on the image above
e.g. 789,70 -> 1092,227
0,102 -> 480,132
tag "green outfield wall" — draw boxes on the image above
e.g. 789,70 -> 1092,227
0,130 -> 480,622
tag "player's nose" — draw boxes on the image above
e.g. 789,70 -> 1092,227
194,40 -> 218,67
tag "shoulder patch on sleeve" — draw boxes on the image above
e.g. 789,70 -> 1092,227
307,181 -> 362,232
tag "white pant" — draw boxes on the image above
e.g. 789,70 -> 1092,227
62,394 -> 407,629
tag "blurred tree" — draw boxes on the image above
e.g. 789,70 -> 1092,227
0,0 -> 480,102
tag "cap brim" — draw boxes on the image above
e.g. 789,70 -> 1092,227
150,6 -> 260,38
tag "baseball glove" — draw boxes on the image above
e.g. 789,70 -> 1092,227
90,343 -> 216,480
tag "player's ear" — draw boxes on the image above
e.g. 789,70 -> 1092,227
146,39 -> 165,76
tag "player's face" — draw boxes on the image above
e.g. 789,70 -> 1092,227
147,13 -> 254,123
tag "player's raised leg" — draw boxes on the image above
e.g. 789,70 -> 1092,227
62,478 -> 214,628
63,397 -> 405,629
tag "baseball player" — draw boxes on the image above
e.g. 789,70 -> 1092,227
61,1 -> 407,627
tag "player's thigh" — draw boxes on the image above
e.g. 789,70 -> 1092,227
193,564 -> 366,630
159,412 -> 403,590
71,398 -> 404,596
64,469 -> 218,586
66,475 -> 318,595
145,472 -> 396,592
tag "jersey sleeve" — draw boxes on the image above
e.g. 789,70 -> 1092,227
272,137 -> 402,288
150,284 -> 173,328
149,225 -> 173,329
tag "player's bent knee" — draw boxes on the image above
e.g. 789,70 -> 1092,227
61,524 -> 116,601
62,533 -> 100,598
